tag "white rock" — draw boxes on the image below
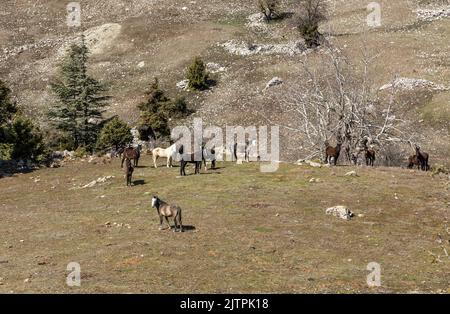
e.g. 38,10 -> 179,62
345,171 -> 359,177
264,77 -> 283,90
176,79 -> 189,90
137,61 -> 145,68
326,206 -> 354,220
305,160 -> 322,168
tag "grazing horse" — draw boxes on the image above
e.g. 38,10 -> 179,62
124,158 -> 134,187
365,148 -> 376,167
407,155 -> 420,170
121,145 -> 141,168
151,196 -> 183,232
324,139 -> 343,166
178,145 -> 202,176
415,146 -> 430,171
152,144 -> 177,168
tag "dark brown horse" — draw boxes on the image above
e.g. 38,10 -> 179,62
415,146 -> 430,171
407,155 -> 420,169
179,145 -> 202,176
365,148 -> 376,167
324,139 -> 343,166
124,158 -> 134,187
121,145 -> 141,168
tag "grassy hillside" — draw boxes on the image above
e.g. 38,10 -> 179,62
0,155 -> 449,293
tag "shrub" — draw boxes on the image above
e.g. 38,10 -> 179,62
257,0 -> 280,22
96,116 -> 133,152
187,57 -> 209,90
9,114 -> 47,162
74,146 -> 87,158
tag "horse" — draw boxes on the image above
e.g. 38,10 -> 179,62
151,196 -> 183,232
121,145 -> 141,168
152,144 -> 177,168
178,145 -> 202,176
407,155 -> 420,170
415,146 -> 430,171
124,158 -> 134,187
365,148 -> 376,167
324,139 -> 343,166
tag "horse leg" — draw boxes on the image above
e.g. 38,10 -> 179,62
153,155 -> 158,168
164,216 -> 171,230
158,215 -> 164,230
121,156 -> 125,168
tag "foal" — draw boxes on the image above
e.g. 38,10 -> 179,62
407,155 -> 420,169
124,158 -> 134,187
151,196 -> 183,232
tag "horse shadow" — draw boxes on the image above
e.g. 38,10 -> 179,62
132,179 -> 146,186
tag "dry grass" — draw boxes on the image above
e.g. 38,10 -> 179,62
0,155 -> 449,293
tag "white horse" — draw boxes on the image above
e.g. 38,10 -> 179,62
152,144 -> 178,168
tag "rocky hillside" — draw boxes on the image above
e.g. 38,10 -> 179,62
1,0 -> 449,163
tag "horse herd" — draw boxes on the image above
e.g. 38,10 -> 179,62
115,140 -> 431,231
325,139 -> 430,170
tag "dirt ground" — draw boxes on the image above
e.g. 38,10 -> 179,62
0,155 -> 449,293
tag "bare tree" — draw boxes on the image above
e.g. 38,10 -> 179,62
257,0 -> 281,22
264,45 -> 417,165
295,0 -> 327,48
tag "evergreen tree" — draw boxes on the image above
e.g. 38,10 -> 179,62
187,57 -> 209,90
137,78 -> 193,139
10,114 -> 46,161
0,80 -> 17,144
48,36 -> 109,151
96,116 -> 133,151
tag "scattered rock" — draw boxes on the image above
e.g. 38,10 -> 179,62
305,160 -> 322,168
345,171 -> 359,177
309,178 -> 320,183
416,7 -> 450,22
137,61 -> 145,68
379,77 -> 448,92
263,77 -> 283,91
176,79 -> 189,90
326,206 -> 354,220
206,62 -> 226,74
220,40 -> 308,57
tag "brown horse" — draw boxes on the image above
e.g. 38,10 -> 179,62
151,196 -> 183,232
121,145 -> 141,168
407,155 -> 420,169
365,148 -> 376,167
124,158 -> 134,187
178,145 -> 202,176
415,146 -> 430,171
324,139 -> 343,166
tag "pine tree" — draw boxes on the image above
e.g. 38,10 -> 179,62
187,57 -> 209,90
137,78 -> 193,139
96,116 -> 133,152
49,36 -> 109,151
0,80 -> 17,144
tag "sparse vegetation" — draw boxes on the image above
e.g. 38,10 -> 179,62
257,0 -> 281,22
296,0 -> 327,48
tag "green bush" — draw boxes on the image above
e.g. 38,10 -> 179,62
74,146 -> 87,158
96,116 -> 133,152
9,114 -> 47,162
187,57 -> 209,90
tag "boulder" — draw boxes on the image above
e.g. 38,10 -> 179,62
326,206 -> 354,220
